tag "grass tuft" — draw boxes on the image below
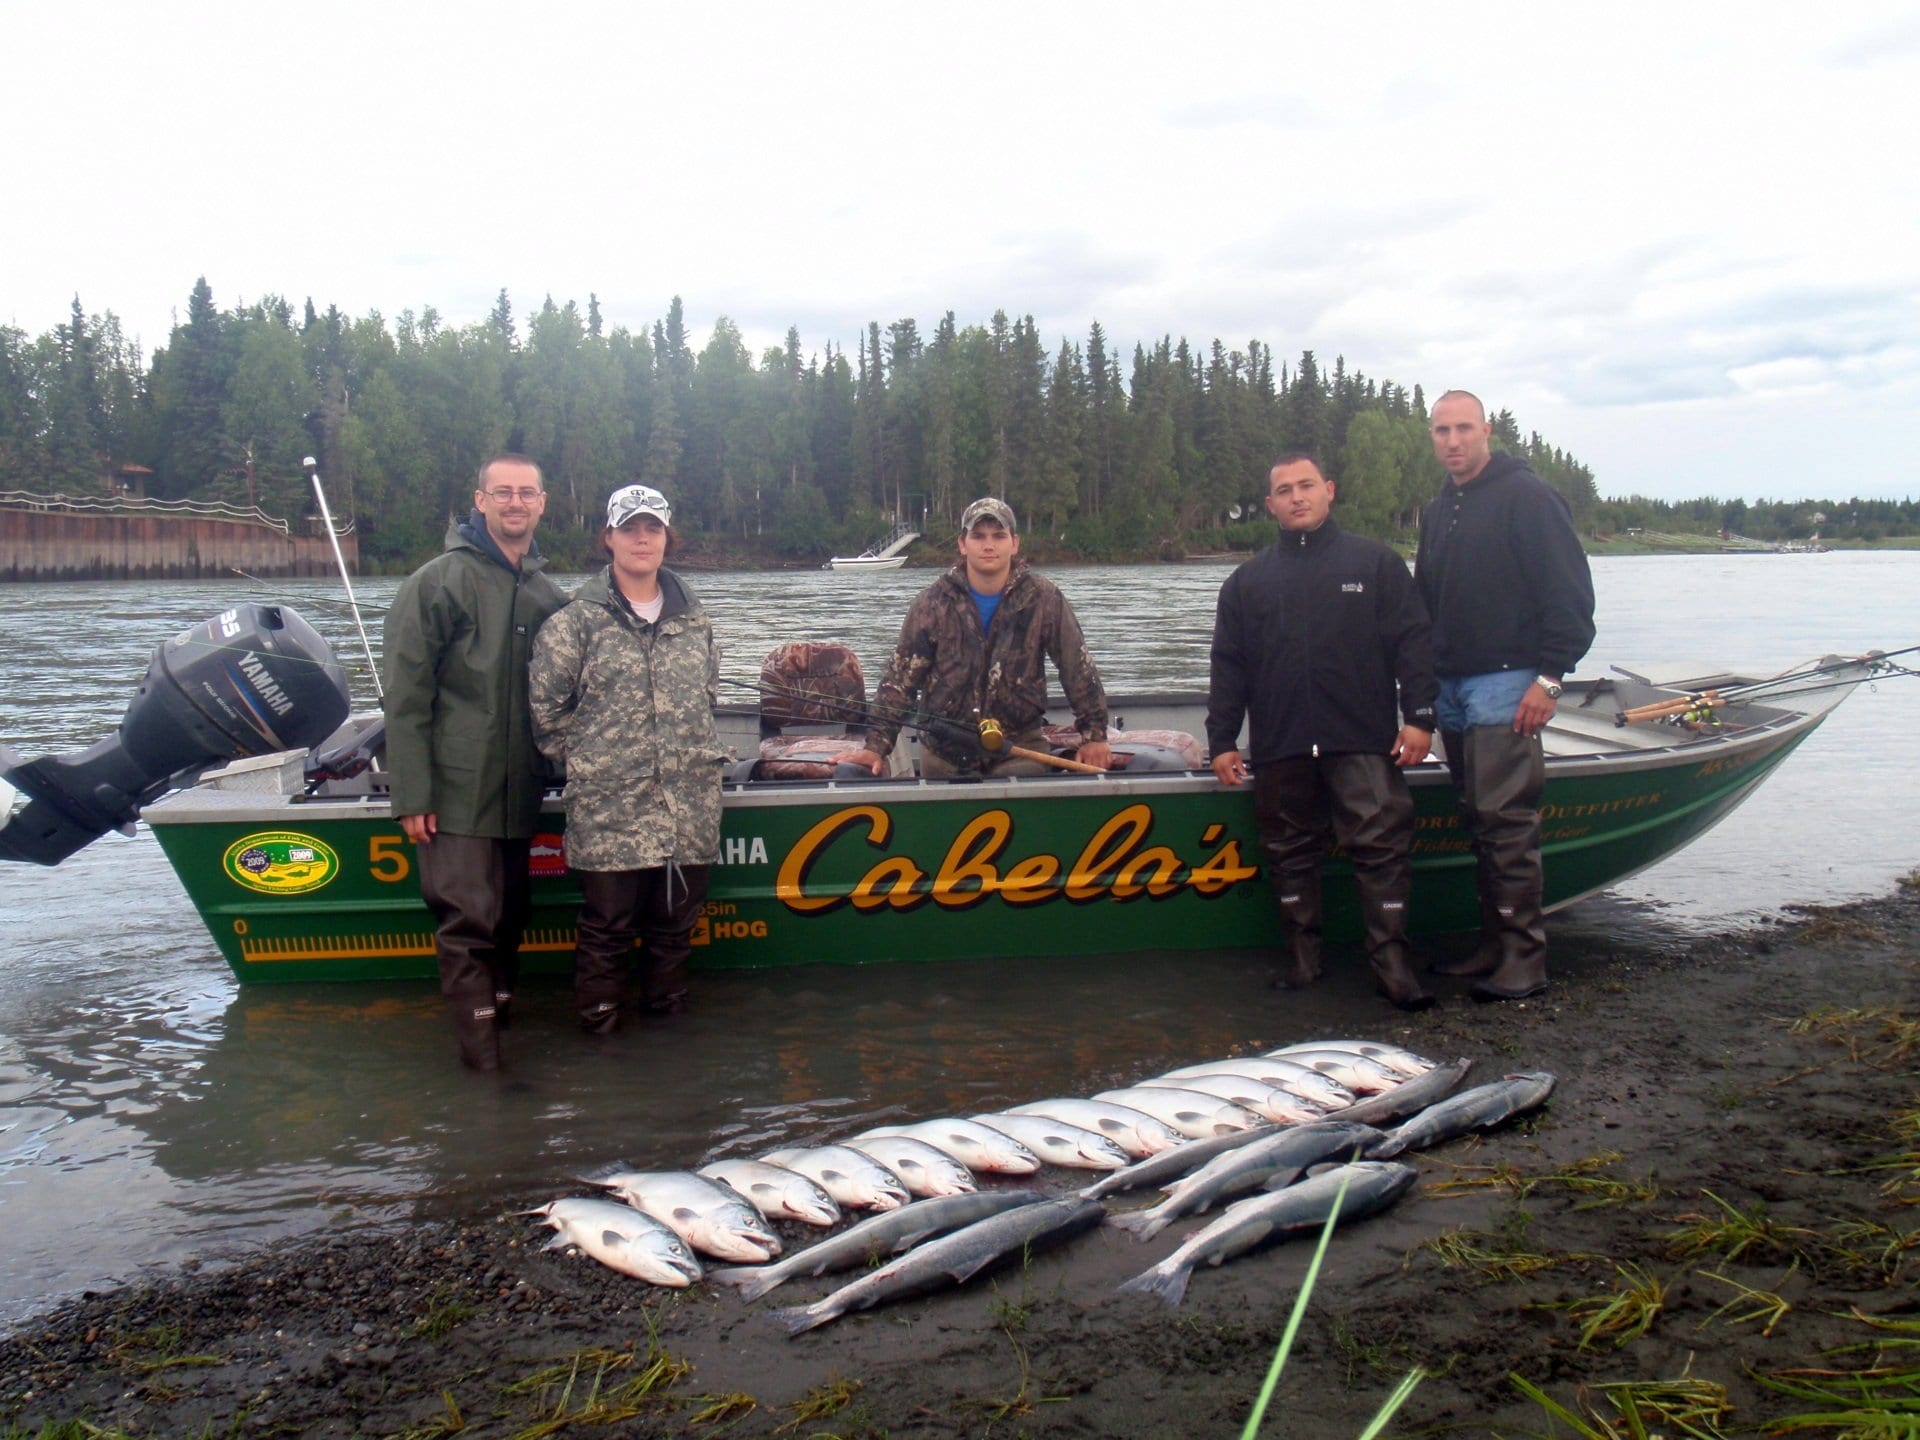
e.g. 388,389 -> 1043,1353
1789,1004 -> 1919,1067
1697,1264 -> 1795,1338
773,1377 -> 863,1434
1662,1190 -> 1812,1264
1416,1226 -> 1600,1282
1426,1150 -> 1658,1211
1563,1262 -> 1667,1350
1509,1371 -> 1735,1438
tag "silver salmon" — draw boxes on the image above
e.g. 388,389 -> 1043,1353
1155,1058 -> 1356,1111
708,1190 -> 1049,1303
768,1196 -> 1106,1335
1265,1039 -> 1436,1079
1091,1086 -> 1268,1138
998,1098 -> 1184,1157
1117,1161 -> 1418,1307
697,1159 -> 842,1227
1106,1121 -> 1382,1242
761,1145 -> 912,1212
1368,1071 -> 1556,1158
856,1118 -> 1041,1175
523,1197 -> 704,1288
1139,1072 -> 1334,1125
578,1166 -> 783,1263
845,1135 -> 978,1197
970,1112 -> 1134,1170
1335,1058 -> 1472,1129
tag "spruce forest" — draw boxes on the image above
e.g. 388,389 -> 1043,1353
4,280 -> 1912,569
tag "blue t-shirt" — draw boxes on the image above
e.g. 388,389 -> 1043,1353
971,586 -> 1003,635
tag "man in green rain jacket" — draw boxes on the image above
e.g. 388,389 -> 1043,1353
383,454 -> 568,1070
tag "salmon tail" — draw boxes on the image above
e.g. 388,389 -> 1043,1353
572,1159 -> 633,1185
1116,1262 -> 1190,1307
1105,1209 -> 1168,1242
768,1303 -> 833,1337
709,1266 -> 782,1303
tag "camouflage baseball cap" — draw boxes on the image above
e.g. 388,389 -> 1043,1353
959,497 -> 1017,533
606,484 -> 672,528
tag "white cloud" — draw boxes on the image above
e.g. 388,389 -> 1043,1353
3,0 -> 1917,500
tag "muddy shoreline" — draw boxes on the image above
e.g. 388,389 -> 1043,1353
5,886 -> 1917,1438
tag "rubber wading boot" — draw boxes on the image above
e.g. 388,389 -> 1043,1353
1429,880 -> 1501,977
1354,874 -> 1432,1011
1428,727 -> 1499,977
493,991 -> 514,1031
450,997 -> 501,1071
1269,877 -> 1324,990
1461,727 -> 1550,1002
1472,884 -> 1549,1001
579,1000 -> 621,1036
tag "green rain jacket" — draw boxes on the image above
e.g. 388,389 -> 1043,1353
382,517 -> 568,838
527,567 -> 729,872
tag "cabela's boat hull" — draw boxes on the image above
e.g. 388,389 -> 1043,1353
140,659 -> 1871,984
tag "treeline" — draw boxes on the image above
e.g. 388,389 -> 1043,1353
1595,493 -> 1920,544
6,279 -> 1606,566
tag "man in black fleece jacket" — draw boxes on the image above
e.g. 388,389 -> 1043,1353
1415,391 -> 1595,1001
1207,454 -> 1438,1010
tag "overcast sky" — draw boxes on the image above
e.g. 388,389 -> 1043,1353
6,2 -> 1917,503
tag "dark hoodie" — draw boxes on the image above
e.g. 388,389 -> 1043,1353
1414,452 -> 1596,680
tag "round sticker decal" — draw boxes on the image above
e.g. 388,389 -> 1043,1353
222,831 -> 340,895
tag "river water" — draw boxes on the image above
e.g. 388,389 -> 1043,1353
1,553 -> 1915,1325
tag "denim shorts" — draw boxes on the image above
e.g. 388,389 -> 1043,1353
1436,669 -> 1536,731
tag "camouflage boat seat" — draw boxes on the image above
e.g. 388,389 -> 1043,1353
1039,724 -> 1206,773
753,641 -> 875,780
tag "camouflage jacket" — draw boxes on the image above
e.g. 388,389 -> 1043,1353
381,517 -> 568,838
527,567 -> 727,872
864,561 -> 1109,769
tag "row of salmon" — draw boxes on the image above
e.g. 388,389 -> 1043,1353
522,1038 -> 1468,1289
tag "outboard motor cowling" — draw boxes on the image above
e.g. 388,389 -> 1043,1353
0,604 -> 350,865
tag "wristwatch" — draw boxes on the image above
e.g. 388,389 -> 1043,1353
1535,675 -> 1564,700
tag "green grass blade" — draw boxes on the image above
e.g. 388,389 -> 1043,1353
1353,1367 -> 1426,1440
1242,1167 -> 1355,1439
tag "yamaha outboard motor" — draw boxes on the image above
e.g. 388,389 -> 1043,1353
0,603 -> 350,865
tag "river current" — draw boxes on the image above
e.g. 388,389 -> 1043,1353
1,552 -> 1916,1324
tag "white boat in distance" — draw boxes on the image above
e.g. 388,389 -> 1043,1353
826,518 -> 920,571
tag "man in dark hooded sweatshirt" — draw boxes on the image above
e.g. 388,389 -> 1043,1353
384,454 -> 568,1069
1415,392 -> 1595,1002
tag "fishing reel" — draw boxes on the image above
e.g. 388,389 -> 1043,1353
976,716 -> 1007,754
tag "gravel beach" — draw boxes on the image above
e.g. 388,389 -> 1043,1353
5,884 -> 1916,1438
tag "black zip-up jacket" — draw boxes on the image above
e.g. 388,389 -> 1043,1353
1206,519 -> 1437,763
1414,452 -> 1596,680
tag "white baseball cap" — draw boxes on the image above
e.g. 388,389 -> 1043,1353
606,484 -> 672,528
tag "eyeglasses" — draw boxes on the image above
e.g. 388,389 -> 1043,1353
485,487 -> 544,503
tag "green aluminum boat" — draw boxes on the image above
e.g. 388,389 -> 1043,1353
128,655 -> 1877,984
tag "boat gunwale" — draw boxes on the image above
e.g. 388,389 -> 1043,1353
140,675 -> 1844,827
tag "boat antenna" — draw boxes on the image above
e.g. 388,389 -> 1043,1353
304,456 -> 383,701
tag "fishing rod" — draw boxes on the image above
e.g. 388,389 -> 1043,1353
304,456 -> 383,701
1615,648 -> 1920,727
228,567 -> 391,620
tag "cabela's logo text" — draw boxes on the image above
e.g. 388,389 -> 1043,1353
775,803 -> 1257,914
